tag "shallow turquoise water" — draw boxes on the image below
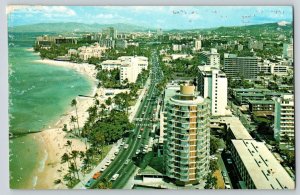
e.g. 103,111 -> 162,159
8,33 -> 94,189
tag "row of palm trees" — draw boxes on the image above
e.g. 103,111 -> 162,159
54,140 -> 85,188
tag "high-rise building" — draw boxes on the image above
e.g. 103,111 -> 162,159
164,84 -> 210,185
199,48 -> 220,67
102,27 -> 117,39
273,94 -> 294,150
119,56 -> 148,84
283,43 -> 293,59
195,36 -> 202,51
197,66 -> 227,116
224,54 -> 258,79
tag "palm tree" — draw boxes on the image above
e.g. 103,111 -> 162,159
65,140 -> 73,152
61,153 -> 71,168
70,150 -> 80,180
105,97 -> 112,107
71,99 -> 80,135
62,124 -> 68,132
69,162 -> 78,179
70,115 -> 77,135
54,179 -> 62,185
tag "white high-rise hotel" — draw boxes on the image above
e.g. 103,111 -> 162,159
197,66 -> 228,116
119,56 -> 148,83
199,48 -> 220,67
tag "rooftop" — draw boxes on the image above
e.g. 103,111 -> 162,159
233,88 -> 270,92
211,116 -> 252,140
231,140 -> 295,189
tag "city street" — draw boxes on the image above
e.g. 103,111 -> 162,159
81,50 -> 163,189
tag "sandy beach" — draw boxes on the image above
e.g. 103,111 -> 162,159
32,59 -> 100,189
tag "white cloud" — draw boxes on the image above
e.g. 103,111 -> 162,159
6,5 -> 28,14
95,13 -> 114,19
7,6 -> 76,17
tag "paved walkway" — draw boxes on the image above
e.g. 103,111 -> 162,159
74,139 -> 122,189
74,76 -> 151,189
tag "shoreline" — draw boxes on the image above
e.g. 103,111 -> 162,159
32,58 -> 99,189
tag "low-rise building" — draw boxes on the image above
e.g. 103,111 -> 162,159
230,139 -> 295,189
78,43 -> 107,61
248,100 -> 275,113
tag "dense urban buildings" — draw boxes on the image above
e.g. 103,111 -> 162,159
163,84 -> 210,185
273,94 -> 294,150
197,65 -> 228,116
224,54 -> 258,79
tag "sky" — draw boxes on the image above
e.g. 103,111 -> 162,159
7,6 -> 293,29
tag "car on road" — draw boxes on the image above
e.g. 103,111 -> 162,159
111,174 -> 120,181
92,172 -> 101,179
124,159 -> 130,165
85,178 -> 96,188
222,171 -> 227,177
105,160 -> 111,166
225,184 -> 231,189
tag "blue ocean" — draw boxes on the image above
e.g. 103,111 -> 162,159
8,32 -> 93,189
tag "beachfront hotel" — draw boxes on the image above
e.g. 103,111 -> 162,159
163,84 -> 211,185
119,56 -> 148,83
77,43 -> 107,61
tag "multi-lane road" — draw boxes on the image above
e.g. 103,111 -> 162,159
88,50 -> 163,189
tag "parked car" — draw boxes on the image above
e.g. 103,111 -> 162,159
225,184 -> 231,189
124,144 -> 129,149
92,172 -> 101,179
111,174 -> 119,181
85,178 -> 95,188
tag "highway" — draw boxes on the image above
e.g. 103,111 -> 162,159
88,49 -> 163,189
